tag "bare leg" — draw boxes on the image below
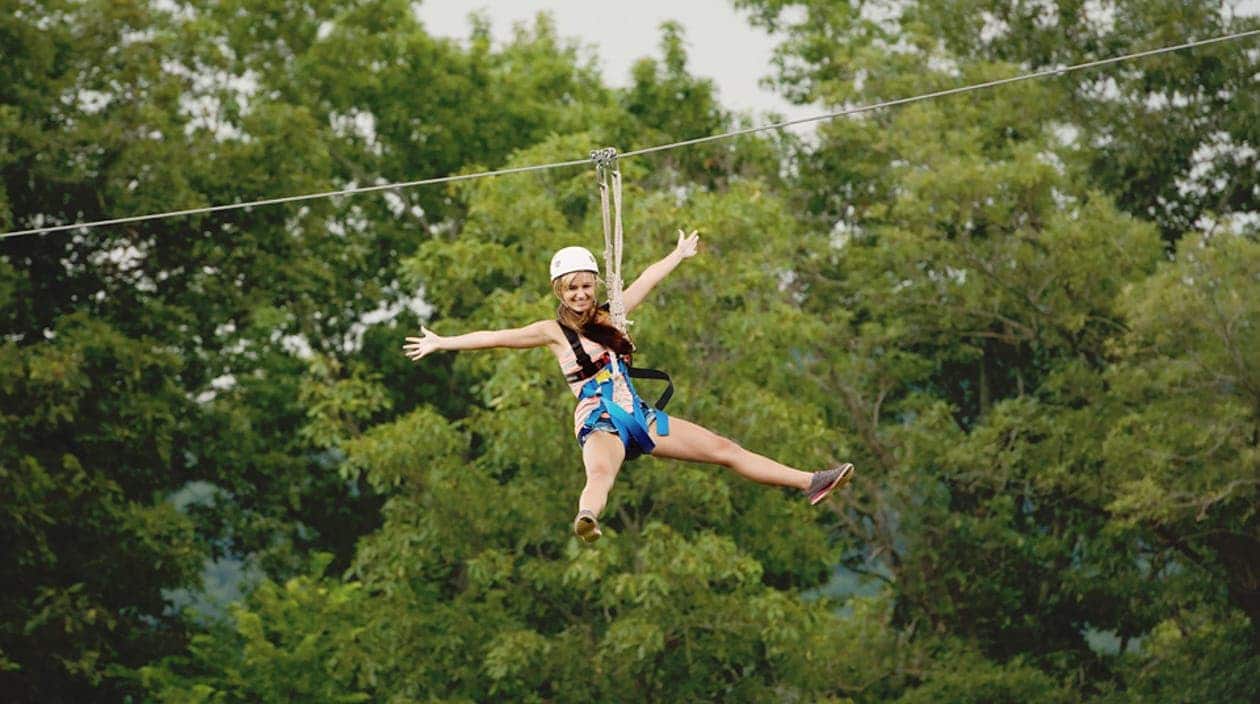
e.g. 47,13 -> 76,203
649,416 -> 813,490
579,431 -> 627,516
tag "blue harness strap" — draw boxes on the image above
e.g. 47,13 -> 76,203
576,357 -> 670,455
560,322 -> 671,456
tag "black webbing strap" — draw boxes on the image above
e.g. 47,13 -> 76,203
625,365 -> 674,410
560,322 -> 601,380
558,322 -> 674,411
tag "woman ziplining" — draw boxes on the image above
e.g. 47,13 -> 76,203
402,150 -> 854,543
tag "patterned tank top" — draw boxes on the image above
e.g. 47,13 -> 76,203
555,332 -> 636,438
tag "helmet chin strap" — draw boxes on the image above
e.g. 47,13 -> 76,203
591,147 -> 629,333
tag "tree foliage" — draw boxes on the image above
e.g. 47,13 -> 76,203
735,0 -> 1260,241
3,1 -> 1259,701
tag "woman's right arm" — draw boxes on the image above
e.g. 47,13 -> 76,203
403,320 -> 557,361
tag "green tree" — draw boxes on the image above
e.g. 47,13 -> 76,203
735,0 -> 1260,241
0,2 -> 678,699
1105,232 -> 1260,649
0,314 -> 203,699
732,0 -> 1260,696
140,554 -> 370,704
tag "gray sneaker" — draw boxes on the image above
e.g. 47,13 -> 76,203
806,463 -> 854,505
573,509 -> 602,543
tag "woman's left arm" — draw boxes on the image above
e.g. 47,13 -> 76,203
622,229 -> 700,313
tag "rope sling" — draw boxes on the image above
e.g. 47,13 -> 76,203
591,147 -> 630,333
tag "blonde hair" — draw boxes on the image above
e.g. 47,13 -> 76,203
552,271 -> 634,355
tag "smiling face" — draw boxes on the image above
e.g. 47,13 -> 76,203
554,271 -> 598,314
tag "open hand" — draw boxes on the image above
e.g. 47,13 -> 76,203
403,326 -> 444,361
674,229 -> 700,259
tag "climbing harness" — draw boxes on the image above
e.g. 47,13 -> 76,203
559,317 -> 673,457
559,312 -> 674,410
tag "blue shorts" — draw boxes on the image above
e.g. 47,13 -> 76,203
577,401 -> 659,460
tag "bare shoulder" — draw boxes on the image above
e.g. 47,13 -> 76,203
529,319 -> 568,351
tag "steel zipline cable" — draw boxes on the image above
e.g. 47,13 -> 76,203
2,28 -> 1257,241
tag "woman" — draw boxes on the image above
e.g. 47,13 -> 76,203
403,230 -> 854,542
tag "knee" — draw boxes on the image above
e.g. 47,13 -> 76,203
710,435 -> 744,467
585,460 -> 618,484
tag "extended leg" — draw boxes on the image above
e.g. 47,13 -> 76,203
648,416 -> 813,490
573,431 -> 626,543
579,430 -> 626,517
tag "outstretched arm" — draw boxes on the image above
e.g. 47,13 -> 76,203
622,229 -> 700,313
403,320 -> 556,362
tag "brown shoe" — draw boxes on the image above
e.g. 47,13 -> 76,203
573,509 -> 602,543
805,463 -> 854,505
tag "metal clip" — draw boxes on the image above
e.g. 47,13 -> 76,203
589,147 -> 618,178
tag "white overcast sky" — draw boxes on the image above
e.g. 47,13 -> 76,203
416,0 -> 1260,127
415,0 -> 817,122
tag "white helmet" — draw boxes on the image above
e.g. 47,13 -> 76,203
549,246 -> 599,280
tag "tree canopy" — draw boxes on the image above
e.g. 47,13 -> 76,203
2,1 -> 1258,702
